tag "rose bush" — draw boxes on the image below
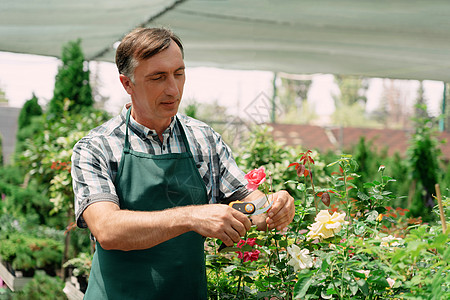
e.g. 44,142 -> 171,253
206,151 -> 449,299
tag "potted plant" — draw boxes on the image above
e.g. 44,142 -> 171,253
0,223 -> 64,291
63,252 -> 92,293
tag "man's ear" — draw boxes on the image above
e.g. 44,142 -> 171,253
119,74 -> 134,95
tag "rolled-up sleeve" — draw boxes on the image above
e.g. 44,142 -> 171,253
71,138 -> 119,228
210,129 -> 251,203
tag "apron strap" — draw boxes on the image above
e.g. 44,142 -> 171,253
124,106 -> 132,152
175,116 -> 194,156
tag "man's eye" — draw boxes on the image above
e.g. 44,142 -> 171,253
175,72 -> 184,76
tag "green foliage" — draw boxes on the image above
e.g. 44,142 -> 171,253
0,84 -> 8,104
15,94 -> 44,155
18,109 -> 109,211
14,114 -> 45,155
17,94 -> 42,130
332,75 -> 376,127
48,39 -> 93,116
183,101 -> 198,119
0,165 -> 59,226
12,271 -> 67,300
0,231 -> 63,276
407,104 -> 442,220
389,225 -> 449,299
235,125 -> 304,195
278,77 -> 317,124
63,252 -> 92,279
0,132 -> 3,166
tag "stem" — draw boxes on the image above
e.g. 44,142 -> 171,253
236,232 -> 248,296
284,234 -> 293,299
340,162 -> 351,298
307,160 -> 318,214
236,271 -> 242,295
275,239 -> 289,298
213,240 -> 220,299
330,262 -> 343,300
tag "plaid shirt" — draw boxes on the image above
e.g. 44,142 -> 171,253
72,104 -> 250,228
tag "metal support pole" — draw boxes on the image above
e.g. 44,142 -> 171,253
271,72 -> 277,123
439,82 -> 447,132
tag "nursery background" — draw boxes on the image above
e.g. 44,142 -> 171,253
0,1 -> 449,299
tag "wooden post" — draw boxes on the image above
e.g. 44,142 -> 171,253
435,184 -> 447,232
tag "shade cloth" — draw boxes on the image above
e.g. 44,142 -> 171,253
1,0 -> 449,82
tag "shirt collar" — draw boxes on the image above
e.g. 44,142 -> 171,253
120,103 -> 176,139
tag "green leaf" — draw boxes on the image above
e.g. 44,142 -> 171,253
327,161 -> 339,167
267,276 -> 282,283
352,270 -> 366,279
363,182 -> 375,188
321,257 -> 329,272
279,239 -> 288,247
356,279 -> 369,296
321,290 -> 333,299
354,223 -> 366,235
365,210 -> 379,222
294,277 -> 314,299
219,246 -> 241,253
357,191 -> 370,201
374,206 -> 387,214
297,183 -> 306,192
349,280 -> 359,295
223,265 -> 237,273
431,233 -> 449,247
410,275 -> 423,285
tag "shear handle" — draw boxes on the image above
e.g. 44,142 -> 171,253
229,200 -> 255,214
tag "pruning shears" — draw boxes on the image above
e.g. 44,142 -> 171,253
228,195 -> 272,216
218,196 -> 272,252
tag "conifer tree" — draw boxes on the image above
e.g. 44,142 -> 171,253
48,39 -> 93,116
15,93 -> 44,154
17,93 -> 42,130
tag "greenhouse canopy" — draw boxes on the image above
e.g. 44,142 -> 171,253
1,0 -> 450,82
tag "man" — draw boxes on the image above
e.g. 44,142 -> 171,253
71,27 -> 295,299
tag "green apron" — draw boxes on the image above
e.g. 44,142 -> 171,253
84,107 -> 208,299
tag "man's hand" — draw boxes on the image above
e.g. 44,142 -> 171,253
265,190 -> 295,231
243,190 -> 295,231
188,204 -> 251,247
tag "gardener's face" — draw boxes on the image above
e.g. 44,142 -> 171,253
120,40 -> 185,129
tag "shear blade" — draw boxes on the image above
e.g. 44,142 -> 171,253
251,196 -> 272,215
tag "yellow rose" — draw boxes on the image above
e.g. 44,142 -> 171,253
306,210 -> 348,240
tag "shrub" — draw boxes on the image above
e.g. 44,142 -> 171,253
0,232 -> 63,277
12,271 -> 67,300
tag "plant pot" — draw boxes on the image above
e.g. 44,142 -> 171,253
0,258 -> 32,291
63,277 -> 85,300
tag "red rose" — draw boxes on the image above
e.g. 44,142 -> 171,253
246,238 -> 257,247
243,249 -> 261,262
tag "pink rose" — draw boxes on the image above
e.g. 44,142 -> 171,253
245,167 -> 266,191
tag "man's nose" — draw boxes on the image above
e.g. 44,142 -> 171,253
164,75 -> 179,96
